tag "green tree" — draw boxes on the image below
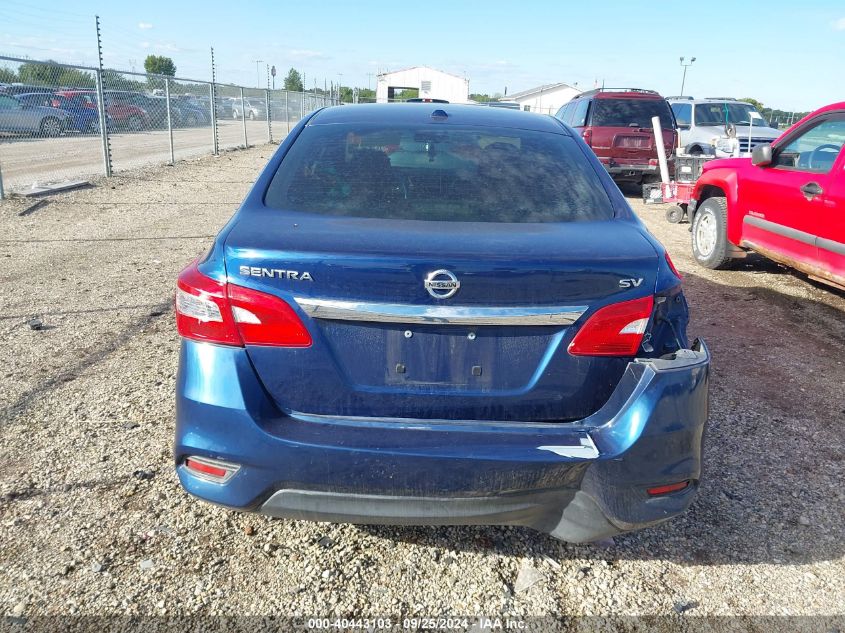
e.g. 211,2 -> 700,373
357,88 -> 375,102
284,68 -> 303,92
16,61 -> 94,89
143,55 -> 176,76
0,66 -> 17,83
470,93 -> 495,103
739,97 -> 764,111
394,88 -> 418,101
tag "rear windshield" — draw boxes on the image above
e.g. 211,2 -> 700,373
264,124 -> 613,223
590,98 -> 675,129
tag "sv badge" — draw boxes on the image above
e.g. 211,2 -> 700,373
619,278 -> 644,288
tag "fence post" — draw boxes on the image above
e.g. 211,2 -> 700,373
266,89 -> 272,143
165,78 -> 175,165
285,91 -> 290,134
208,83 -> 218,155
0,158 -> 5,200
240,87 -> 248,149
94,68 -> 111,177
299,90 -> 304,121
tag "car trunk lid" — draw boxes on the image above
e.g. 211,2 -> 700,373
223,210 -> 659,422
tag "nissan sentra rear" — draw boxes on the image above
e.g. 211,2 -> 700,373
173,104 -> 709,542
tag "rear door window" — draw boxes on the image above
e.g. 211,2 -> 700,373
571,99 -> 590,127
265,124 -> 614,223
591,98 -> 675,129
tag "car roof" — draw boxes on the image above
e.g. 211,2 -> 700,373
667,98 -> 752,105
308,103 -> 568,134
574,89 -> 664,101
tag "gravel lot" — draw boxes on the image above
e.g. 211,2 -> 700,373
0,146 -> 843,630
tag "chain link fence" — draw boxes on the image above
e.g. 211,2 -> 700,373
0,55 -> 339,198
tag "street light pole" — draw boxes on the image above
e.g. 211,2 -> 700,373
255,59 -> 264,88
679,56 -> 696,97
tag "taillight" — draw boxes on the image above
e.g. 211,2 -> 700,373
183,456 -> 240,483
175,262 -> 241,345
581,128 -> 593,146
228,284 -> 312,347
665,251 -> 682,279
175,261 -> 312,347
568,296 -> 654,357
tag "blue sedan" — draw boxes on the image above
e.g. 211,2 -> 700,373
16,92 -> 99,134
173,104 -> 710,542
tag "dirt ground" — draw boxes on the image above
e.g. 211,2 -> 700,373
0,146 -> 842,630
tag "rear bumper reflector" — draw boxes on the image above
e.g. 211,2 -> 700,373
183,456 -> 240,484
294,297 -> 587,326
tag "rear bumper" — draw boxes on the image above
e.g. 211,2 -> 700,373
174,340 -> 709,542
600,158 -> 674,180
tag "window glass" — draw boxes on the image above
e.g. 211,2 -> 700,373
0,96 -> 20,109
265,124 -> 614,223
671,103 -> 692,126
774,118 -> 845,173
556,101 -> 574,123
571,99 -> 590,127
590,98 -> 674,128
694,102 -> 770,127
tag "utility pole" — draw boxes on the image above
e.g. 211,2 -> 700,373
255,59 -> 264,88
679,56 -> 696,97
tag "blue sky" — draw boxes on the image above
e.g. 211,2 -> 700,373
1,0 -> 843,111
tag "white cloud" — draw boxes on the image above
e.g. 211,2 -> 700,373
138,22 -> 153,30
834,17 -> 845,30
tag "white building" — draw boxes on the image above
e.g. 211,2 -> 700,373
376,66 -> 470,104
501,83 -> 581,115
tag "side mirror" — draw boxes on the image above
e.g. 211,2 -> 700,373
751,143 -> 773,167
677,123 -> 690,130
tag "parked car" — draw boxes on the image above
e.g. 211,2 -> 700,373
16,92 -> 99,134
214,97 -> 233,119
406,97 -> 449,103
231,97 -> 266,120
555,88 -> 678,185
104,91 -> 173,128
668,97 -> 780,157
57,90 -> 150,131
173,103 -> 710,543
689,102 -> 844,290
173,96 -> 209,126
0,93 -> 74,137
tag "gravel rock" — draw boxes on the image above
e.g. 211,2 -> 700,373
513,560 -> 544,593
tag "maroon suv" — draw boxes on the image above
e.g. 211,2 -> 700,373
556,88 -> 677,185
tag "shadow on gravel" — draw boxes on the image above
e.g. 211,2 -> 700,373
359,270 -> 844,567
0,300 -> 173,421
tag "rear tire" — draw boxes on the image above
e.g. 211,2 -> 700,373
691,196 -> 732,269
39,117 -> 62,137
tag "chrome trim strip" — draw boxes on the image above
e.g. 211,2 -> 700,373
294,297 -> 587,326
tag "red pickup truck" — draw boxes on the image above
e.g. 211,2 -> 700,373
689,102 -> 845,290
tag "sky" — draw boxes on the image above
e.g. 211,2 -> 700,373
1,0 -> 844,111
